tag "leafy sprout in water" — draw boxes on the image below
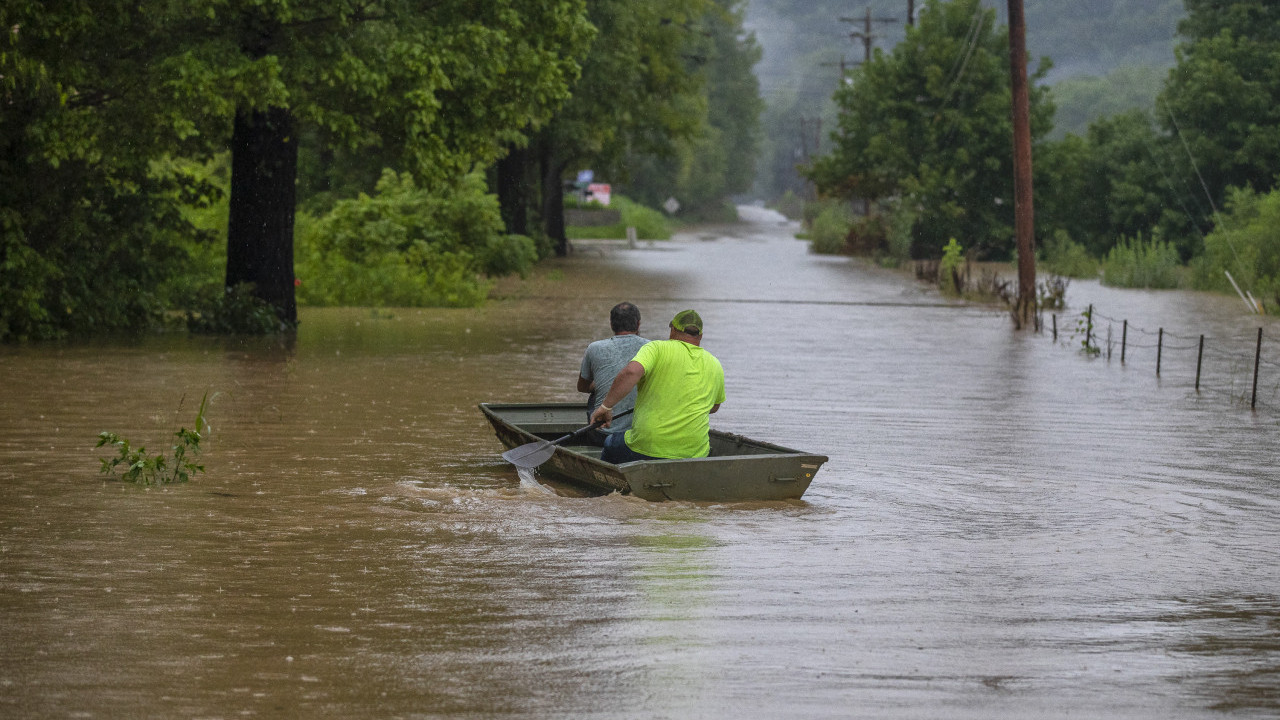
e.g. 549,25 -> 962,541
96,391 -> 214,485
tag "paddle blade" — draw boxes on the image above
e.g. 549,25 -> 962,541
502,439 -> 558,468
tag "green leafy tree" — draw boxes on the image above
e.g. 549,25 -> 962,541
622,0 -> 764,220
1036,110 -> 1197,259
495,0 -> 711,255
806,0 -> 1054,259
1,1 -> 592,339
1,3 -> 225,339
191,0 -> 593,324
1159,0 -> 1280,222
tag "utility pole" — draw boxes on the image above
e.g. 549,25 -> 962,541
907,0 -> 915,26
819,55 -> 854,88
842,7 -> 898,64
1007,0 -> 1036,327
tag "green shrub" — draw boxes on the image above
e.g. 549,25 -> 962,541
807,200 -> 853,254
1101,232 -> 1182,289
1040,230 -> 1097,278
772,190 -> 804,220
939,238 -> 964,295
96,392 -> 211,486
295,169 -> 523,308
1191,186 -> 1280,311
186,283 -> 284,334
564,195 -> 672,240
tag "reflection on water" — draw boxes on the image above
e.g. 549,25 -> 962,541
1,206 -> 1279,718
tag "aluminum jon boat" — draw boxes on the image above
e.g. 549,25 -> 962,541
480,402 -> 828,502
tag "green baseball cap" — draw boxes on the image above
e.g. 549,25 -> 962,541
670,309 -> 703,335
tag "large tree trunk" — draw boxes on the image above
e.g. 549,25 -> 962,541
539,142 -> 569,257
226,106 -> 298,327
495,144 -> 531,237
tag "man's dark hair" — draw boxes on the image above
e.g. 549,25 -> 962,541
610,302 -> 641,333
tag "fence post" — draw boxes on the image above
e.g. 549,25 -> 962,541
1086,305 -> 1093,352
1121,320 -> 1128,364
1157,328 -> 1163,377
1252,327 -> 1263,410
1052,314 -> 1057,342
1195,335 -> 1204,391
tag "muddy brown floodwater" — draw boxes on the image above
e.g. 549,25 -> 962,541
2,206 -> 1280,718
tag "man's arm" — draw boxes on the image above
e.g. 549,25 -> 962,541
710,403 -> 721,414
577,376 -> 593,393
589,360 -> 645,427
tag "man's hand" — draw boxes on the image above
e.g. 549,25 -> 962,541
590,404 -> 613,428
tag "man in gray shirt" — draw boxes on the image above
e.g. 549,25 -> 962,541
578,302 -> 649,440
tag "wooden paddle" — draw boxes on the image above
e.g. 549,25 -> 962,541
502,408 -> 633,468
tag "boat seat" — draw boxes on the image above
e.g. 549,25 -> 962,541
564,444 -> 603,459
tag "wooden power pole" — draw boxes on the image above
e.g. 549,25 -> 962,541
842,7 -> 897,64
1007,0 -> 1036,328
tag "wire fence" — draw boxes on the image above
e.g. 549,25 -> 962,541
1045,304 -> 1280,415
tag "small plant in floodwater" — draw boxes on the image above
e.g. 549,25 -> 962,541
939,238 -> 964,296
1074,307 -> 1100,356
96,392 -> 213,485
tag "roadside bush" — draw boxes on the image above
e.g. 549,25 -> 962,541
565,195 -> 672,240
186,283 -> 283,334
1191,186 -> 1280,311
295,170 -> 526,308
1101,232 -> 1182,289
772,190 -> 804,220
939,238 -> 964,295
1040,230 -> 1097,278
807,200 -> 853,254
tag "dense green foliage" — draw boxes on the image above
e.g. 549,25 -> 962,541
1101,233 -> 1183,288
794,0 -> 1280,312
1039,231 -> 1098,279
295,171 -> 528,308
806,0 -> 1054,259
621,0 -> 765,220
1159,0 -> 1280,223
3,0 -> 760,340
1036,0 -> 1280,296
565,196 -> 673,241
1192,187 -> 1280,311
1035,110 -> 1197,260
1,4 -> 221,339
1,0 -> 595,340
495,0 -> 752,252
747,0 -> 1184,202
806,200 -> 854,255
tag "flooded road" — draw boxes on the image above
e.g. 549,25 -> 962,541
2,206 -> 1279,718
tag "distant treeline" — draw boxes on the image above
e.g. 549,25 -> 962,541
799,0 -> 1280,313
748,0 -> 1185,203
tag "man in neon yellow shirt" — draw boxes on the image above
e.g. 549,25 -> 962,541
590,309 -> 725,463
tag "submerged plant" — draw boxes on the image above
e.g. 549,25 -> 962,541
1075,306 -> 1100,356
97,392 -> 213,485
939,238 -> 964,295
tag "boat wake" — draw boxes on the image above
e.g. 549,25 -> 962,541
517,467 -> 556,496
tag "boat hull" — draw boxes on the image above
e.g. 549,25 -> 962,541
480,403 -> 827,502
